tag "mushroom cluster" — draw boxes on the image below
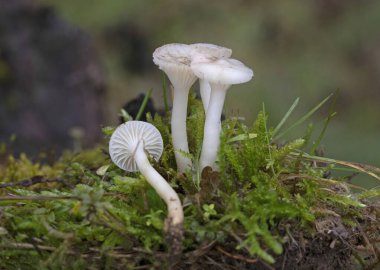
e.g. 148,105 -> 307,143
108,43 -> 253,255
153,43 -> 253,172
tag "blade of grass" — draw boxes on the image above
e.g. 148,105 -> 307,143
302,123 -> 314,147
309,112 -> 336,155
290,151 -> 380,181
318,166 -> 361,173
161,72 -> 169,113
262,103 -> 275,175
119,109 -> 133,122
310,90 -> 339,154
274,93 -> 334,140
135,89 -> 153,121
272,97 -> 299,137
282,173 -> 367,191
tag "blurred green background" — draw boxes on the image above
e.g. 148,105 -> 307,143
37,0 -> 379,185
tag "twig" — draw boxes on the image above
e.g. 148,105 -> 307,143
104,252 -> 133,259
215,245 -> 258,264
0,242 -> 135,260
228,231 -> 248,253
0,195 -> 79,201
104,192 -> 129,200
185,240 -> 217,263
0,243 -> 56,251
0,176 -> 69,188
205,255 -> 229,270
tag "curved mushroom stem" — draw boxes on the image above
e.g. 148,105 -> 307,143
199,79 -> 211,111
199,83 -> 230,171
134,141 -> 184,226
171,87 -> 192,173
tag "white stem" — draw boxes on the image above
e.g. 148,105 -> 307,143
171,87 -> 192,173
199,79 -> 211,111
199,83 -> 229,171
134,141 -> 184,225
200,79 -> 222,133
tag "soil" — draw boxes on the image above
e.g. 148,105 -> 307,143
171,207 -> 380,270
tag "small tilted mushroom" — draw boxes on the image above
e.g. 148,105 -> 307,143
190,43 -> 232,111
153,43 -> 197,173
109,121 -> 184,253
191,58 -> 253,170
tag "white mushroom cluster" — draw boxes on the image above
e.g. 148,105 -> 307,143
153,43 -> 253,172
108,43 -> 252,254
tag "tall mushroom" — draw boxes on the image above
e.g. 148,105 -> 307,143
109,121 -> 184,253
191,58 -> 253,171
190,43 -> 232,111
153,43 -> 197,173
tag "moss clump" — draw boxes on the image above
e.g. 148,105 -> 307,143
0,95 -> 379,269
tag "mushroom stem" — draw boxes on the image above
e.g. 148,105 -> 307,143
134,141 -> 184,226
171,87 -> 192,173
199,83 -> 229,171
199,79 -> 211,111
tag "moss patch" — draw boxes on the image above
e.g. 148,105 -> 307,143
0,95 -> 379,269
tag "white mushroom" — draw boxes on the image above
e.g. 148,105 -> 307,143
191,58 -> 253,171
109,121 -> 184,228
153,43 -> 197,173
190,43 -> 232,111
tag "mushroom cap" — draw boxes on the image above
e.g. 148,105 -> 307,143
153,43 -> 192,66
191,58 -> 253,85
190,43 -> 232,61
153,43 -> 196,90
109,121 -> 163,172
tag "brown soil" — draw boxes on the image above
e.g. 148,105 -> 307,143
169,205 -> 380,270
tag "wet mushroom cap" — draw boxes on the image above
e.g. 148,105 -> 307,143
109,121 -> 163,172
191,58 -> 253,85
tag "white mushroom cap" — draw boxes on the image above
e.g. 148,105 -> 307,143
190,43 -> 232,61
109,121 -> 163,172
191,58 -> 253,86
153,43 -> 196,90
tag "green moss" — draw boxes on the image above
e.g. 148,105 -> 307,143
0,96 -> 379,269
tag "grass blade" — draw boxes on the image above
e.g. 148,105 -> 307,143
310,111 -> 336,155
262,103 -> 275,175
290,151 -> 380,181
272,97 -> 299,137
161,72 -> 169,114
135,88 -> 153,121
310,90 -> 338,154
274,93 -> 334,140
